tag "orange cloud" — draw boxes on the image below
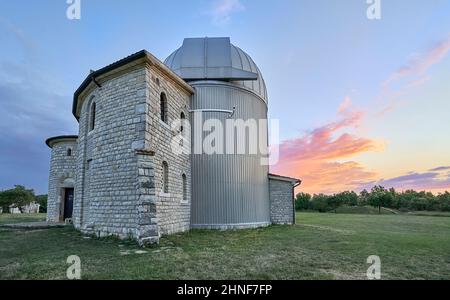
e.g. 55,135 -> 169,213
272,99 -> 383,194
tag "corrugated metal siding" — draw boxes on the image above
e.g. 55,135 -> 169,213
190,83 -> 270,228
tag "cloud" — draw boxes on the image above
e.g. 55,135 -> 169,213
0,17 -> 36,61
359,171 -> 450,192
208,0 -> 245,26
272,98 -> 383,194
429,166 -> 450,172
374,36 -> 450,119
374,103 -> 397,118
0,61 -> 77,194
290,161 -> 378,195
384,35 -> 450,89
272,37 -> 450,195
338,96 -> 352,113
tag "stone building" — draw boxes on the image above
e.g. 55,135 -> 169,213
45,37 -> 300,245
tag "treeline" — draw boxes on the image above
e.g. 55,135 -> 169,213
0,185 -> 47,213
296,186 -> 450,213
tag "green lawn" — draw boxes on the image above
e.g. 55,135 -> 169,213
0,213 -> 46,225
1,212 -> 449,280
334,205 -> 396,215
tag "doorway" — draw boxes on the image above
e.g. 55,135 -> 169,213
63,188 -> 74,220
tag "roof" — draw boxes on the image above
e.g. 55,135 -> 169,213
164,37 -> 268,102
45,135 -> 78,148
72,50 -> 194,120
269,173 -> 302,186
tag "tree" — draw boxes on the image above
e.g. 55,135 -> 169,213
295,193 -> 312,211
358,189 -> 370,206
0,185 -> 35,212
396,190 -> 418,211
437,192 -> 450,212
368,186 -> 394,214
311,194 -> 332,212
35,195 -> 48,213
327,195 -> 341,213
335,191 -> 358,206
388,188 -> 398,208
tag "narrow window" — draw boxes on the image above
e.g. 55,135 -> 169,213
89,102 -> 96,131
160,93 -> 168,123
180,112 -> 185,133
67,148 -> 72,157
182,174 -> 187,202
162,161 -> 169,193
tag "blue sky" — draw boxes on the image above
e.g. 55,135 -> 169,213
1,0 -> 450,194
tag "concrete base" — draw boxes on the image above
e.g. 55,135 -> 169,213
190,222 -> 271,230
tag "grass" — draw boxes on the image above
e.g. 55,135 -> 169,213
404,211 -> 450,217
1,212 -> 449,280
334,205 -> 396,215
0,213 -> 46,225
332,206 -> 450,217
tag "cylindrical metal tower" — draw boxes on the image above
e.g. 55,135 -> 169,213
165,37 -> 270,229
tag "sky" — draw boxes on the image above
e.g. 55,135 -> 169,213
0,0 -> 449,195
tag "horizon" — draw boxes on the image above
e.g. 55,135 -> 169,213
1,0 -> 450,195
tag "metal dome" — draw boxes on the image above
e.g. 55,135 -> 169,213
164,37 -> 268,102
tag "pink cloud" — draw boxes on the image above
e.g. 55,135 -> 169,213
374,37 -> 450,119
338,96 -> 352,113
375,104 -> 396,118
384,35 -> 450,87
272,98 -> 383,194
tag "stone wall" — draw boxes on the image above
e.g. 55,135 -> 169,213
269,178 -> 295,225
47,140 -> 77,222
72,61 -> 192,244
145,66 -> 191,236
73,66 -> 148,239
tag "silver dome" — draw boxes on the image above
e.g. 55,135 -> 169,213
164,37 -> 268,102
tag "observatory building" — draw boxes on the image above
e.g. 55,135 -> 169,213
45,37 -> 300,245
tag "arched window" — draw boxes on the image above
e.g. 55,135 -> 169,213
160,93 -> 168,123
162,161 -> 169,193
89,102 -> 96,131
182,173 -> 187,202
67,148 -> 72,157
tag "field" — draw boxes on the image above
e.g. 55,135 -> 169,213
1,212 -> 449,280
